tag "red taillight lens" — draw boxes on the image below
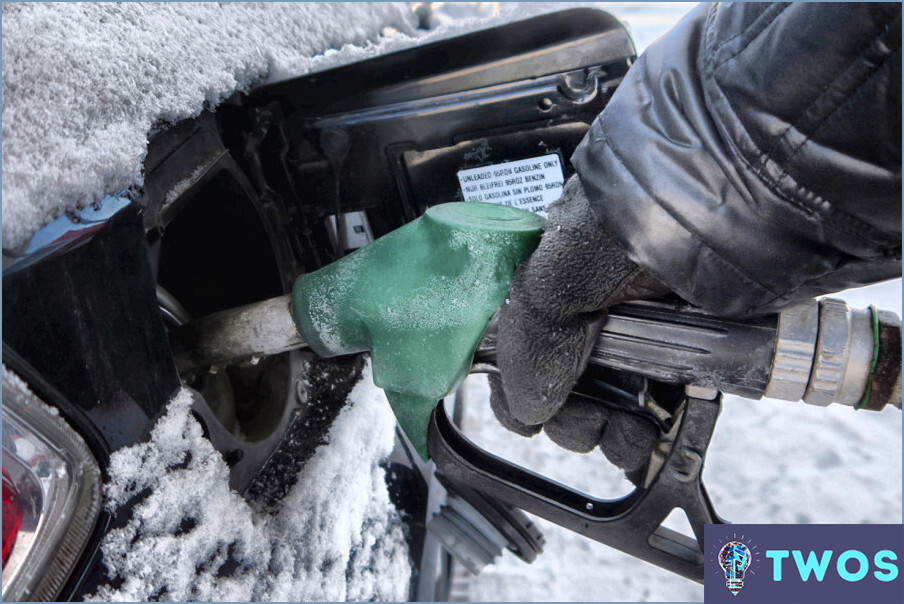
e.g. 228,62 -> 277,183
1,367 -> 102,601
2,469 -> 23,566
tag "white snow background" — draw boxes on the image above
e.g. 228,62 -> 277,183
2,2 -> 900,602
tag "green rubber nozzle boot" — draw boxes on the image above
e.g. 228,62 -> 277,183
291,202 -> 544,460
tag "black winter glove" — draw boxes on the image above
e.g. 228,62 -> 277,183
489,175 -> 669,478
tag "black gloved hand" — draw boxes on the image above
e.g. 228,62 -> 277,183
489,175 -> 669,479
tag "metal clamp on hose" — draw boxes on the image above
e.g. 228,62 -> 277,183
803,299 -> 876,407
764,300 -> 820,402
764,298 -> 900,411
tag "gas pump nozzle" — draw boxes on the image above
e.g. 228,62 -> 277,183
174,287 -> 901,431
171,211 -> 901,457
169,202 -> 900,582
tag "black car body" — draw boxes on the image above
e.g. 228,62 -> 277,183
1,9 -> 637,600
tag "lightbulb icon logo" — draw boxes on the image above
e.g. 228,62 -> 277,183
718,541 -> 751,595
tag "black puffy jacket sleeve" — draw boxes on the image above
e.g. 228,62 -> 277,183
572,2 -> 901,317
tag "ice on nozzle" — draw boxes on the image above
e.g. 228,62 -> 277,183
292,202 -> 544,459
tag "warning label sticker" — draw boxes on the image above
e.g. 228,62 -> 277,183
457,154 -> 564,216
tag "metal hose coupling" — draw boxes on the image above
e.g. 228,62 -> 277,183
765,299 -> 901,411
583,297 -> 900,411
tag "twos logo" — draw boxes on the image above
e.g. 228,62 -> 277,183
709,534 -> 762,596
716,539 -> 754,595
703,525 -> 903,604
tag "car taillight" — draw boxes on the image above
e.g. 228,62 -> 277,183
2,468 -> 23,565
1,367 -> 102,601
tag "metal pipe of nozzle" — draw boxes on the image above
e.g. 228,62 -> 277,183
170,294 -> 305,373
170,295 -> 901,411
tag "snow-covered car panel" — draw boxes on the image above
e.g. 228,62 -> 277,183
1,7 -> 637,600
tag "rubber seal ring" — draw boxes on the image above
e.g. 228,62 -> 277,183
855,306 -> 880,410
